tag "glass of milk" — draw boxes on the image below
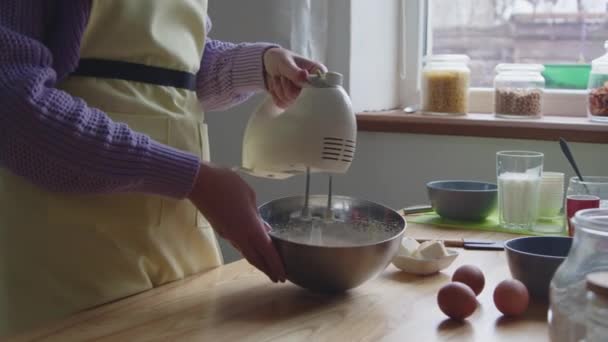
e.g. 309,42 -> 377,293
496,151 -> 544,230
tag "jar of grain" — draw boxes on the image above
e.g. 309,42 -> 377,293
421,55 -> 470,116
493,64 -> 545,119
587,40 -> 608,123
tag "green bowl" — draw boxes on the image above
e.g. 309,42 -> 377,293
543,64 -> 591,90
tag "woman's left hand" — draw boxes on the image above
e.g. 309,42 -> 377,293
263,47 -> 327,108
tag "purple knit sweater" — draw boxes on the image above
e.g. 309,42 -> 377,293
0,1 -> 273,198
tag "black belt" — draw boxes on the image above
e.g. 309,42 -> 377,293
71,58 -> 197,91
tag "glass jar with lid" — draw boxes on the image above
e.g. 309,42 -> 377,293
584,271 -> 608,342
421,54 -> 470,116
587,40 -> 608,122
493,64 -> 545,119
548,208 -> 608,342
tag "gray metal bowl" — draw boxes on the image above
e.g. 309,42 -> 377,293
427,180 -> 497,221
259,195 -> 406,293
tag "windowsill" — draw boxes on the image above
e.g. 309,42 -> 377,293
356,111 -> 608,144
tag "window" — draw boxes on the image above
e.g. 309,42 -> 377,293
400,0 -> 608,116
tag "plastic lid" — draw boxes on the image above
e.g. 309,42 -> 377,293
495,63 -> 545,73
423,54 -> 470,64
542,171 -> 565,179
308,71 -> 343,87
587,271 -> 608,298
591,40 -> 608,70
541,172 -> 565,184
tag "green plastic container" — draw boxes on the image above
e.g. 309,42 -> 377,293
542,64 -> 591,90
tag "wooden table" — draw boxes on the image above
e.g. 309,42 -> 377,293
11,221 -> 550,342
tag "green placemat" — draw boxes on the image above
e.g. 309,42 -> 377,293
407,210 -> 567,236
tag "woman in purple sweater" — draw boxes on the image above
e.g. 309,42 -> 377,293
0,0 -> 324,335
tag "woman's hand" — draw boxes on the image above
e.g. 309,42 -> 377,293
263,47 -> 327,108
188,163 -> 286,283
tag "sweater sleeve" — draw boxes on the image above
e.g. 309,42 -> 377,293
197,18 -> 278,111
0,18 -> 200,198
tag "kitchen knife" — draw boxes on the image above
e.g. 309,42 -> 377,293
416,238 -> 504,251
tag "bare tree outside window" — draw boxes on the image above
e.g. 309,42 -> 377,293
430,0 -> 608,88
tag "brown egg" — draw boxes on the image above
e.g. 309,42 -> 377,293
493,279 -> 530,317
452,265 -> 485,296
437,282 -> 478,321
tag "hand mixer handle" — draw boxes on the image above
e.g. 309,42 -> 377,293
252,96 -> 285,120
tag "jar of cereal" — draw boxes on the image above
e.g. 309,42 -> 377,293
587,40 -> 608,123
421,55 -> 470,116
493,64 -> 545,119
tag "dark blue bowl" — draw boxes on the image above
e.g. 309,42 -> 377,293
426,180 -> 497,221
504,236 -> 572,302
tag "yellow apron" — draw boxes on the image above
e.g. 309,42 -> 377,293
0,0 -> 223,336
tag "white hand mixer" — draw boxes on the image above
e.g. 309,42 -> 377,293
238,73 -> 406,291
241,71 -> 357,179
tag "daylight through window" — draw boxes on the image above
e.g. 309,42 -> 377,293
429,0 -> 608,89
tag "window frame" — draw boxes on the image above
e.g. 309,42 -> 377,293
400,0 -> 589,117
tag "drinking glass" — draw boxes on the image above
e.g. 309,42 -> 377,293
566,195 -> 600,236
536,172 -> 566,234
496,151 -> 544,230
565,176 -> 608,235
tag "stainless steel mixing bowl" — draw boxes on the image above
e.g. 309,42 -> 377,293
259,195 -> 406,292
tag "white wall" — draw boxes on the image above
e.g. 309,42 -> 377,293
207,1 -> 608,263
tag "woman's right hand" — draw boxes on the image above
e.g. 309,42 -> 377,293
187,163 -> 286,283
